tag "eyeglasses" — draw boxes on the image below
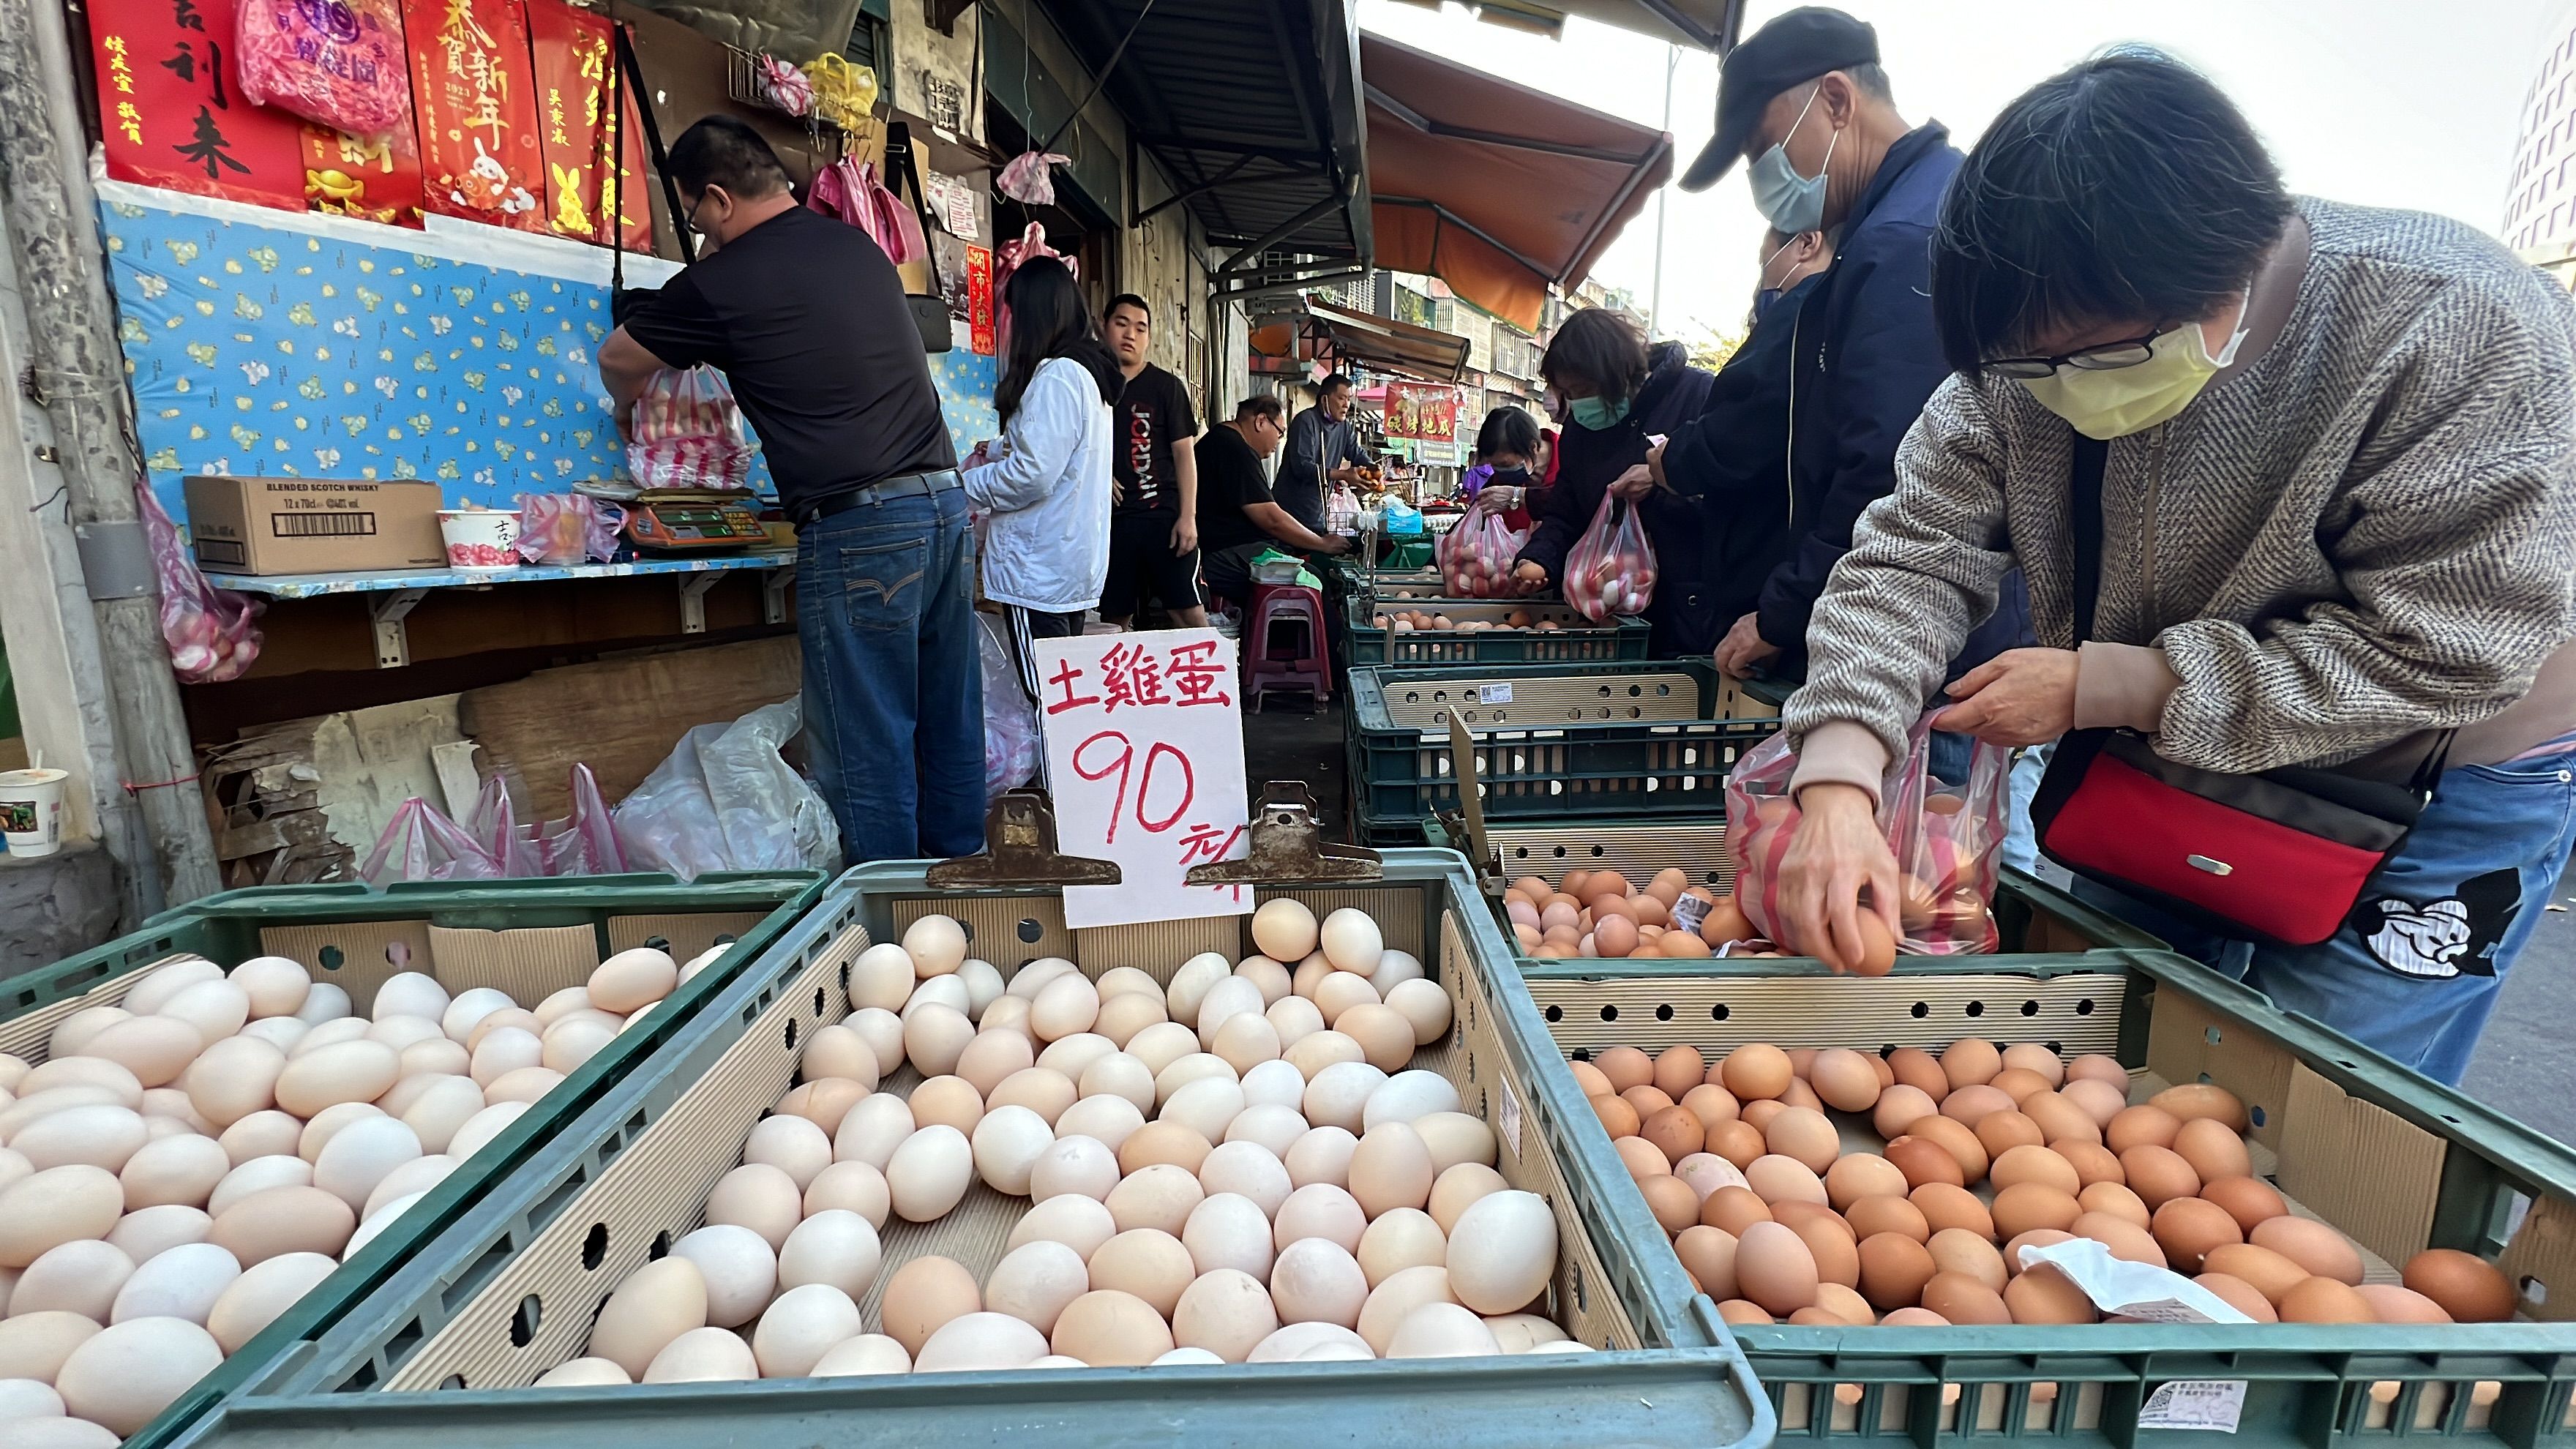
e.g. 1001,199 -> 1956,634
1983,331 -> 2165,380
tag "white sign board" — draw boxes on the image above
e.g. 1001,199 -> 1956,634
1032,628 -> 1255,929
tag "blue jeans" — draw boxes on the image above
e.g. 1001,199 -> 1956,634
796,488 -> 987,864
2073,748 -> 2576,1086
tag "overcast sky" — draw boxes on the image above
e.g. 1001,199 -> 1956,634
1357,0 -> 2566,344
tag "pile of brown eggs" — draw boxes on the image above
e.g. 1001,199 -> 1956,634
1368,608 -> 1562,634
1501,869 -> 1857,966
1568,1038 -> 2520,1329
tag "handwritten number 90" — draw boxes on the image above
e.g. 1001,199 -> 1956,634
1071,730 -> 1195,843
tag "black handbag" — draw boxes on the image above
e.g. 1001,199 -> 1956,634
883,123 -> 955,354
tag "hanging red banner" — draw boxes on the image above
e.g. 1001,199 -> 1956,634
526,0 -> 651,250
89,0 -> 308,211
403,0 -> 546,230
967,243 -> 995,356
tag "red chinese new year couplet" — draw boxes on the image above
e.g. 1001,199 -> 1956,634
1033,629 -> 1254,929
405,0 -> 546,231
90,0 -> 307,211
967,243 -> 996,356
526,0 -> 652,249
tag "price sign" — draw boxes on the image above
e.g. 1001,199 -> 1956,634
1033,628 -> 1255,929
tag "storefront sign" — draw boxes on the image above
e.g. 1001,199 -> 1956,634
1385,380 -> 1459,441
1033,628 -> 1254,929
528,0 -> 651,249
406,0 -> 546,231
90,0 -> 310,211
966,243 -> 995,356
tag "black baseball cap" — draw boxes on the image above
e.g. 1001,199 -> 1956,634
1680,7 -> 1881,192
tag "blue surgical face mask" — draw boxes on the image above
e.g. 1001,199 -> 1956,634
1747,85 -> 1838,235
1752,288 -> 1786,325
1568,394 -> 1630,431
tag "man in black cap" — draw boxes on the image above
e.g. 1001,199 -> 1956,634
1682,6 -> 2028,685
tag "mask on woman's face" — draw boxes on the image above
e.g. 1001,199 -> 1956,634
1487,465 -> 1532,490
2015,296 -> 2251,440
1568,394 -> 1630,431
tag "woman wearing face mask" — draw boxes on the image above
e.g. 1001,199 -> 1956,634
1464,405 -> 1543,531
1512,308 -> 1718,655
1775,51 -> 2576,1084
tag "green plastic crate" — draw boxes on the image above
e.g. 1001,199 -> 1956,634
1516,942 -> 2576,1448
167,848 -> 1772,1449
1,871 -> 825,1449
1344,596 -> 1650,667
1346,660 -> 1786,845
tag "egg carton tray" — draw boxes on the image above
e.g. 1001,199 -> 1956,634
1517,946 -> 2576,1449
0,872 -> 827,1449
1343,597 -> 1650,667
1345,661 -> 1786,846
168,847 -> 1772,1449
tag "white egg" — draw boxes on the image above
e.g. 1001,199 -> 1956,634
106,1206 -> 212,1266
370,973 -> 451,1024
1153,1345 -> 1227,1366
1159,1077 -> 1246,1143
969,1106 -> 1055,1195
1303,1061 -> 1388,1133
1053,1094 -> 1144,1152
901,1005 -> 975,1078
1445,1189 -> 1557,1314
847,943 -> 917,1013
982,1240 -> 1088,1334
531,1358 -> 632,1388
52,1316 -> 222,1434
466,1028 -> 542,1089
444,1101 -> 528,1161
312,1117 -> 422,1210
1240,1059 -> 1308,1112
156,980 -> 250,1044
1234,956 -> 1292,1006
274,1041 -> 399,1117
886,1126 -> 973,1222
1386,1300 -> 1502,1358
741,1115 -> 831,1191
1033,1033 -> 1117,1082
237,1018 -> 309,1053
902,915 -> 968,978
1368,949 -> 1426,998
1028,975 -> 1101,1042
48,1008 -> 131,1060
1210,1014 -> 1284,1074
1197,1140 -> 1294,1218
1181,1192 -> 1276,1279
588,948 -> 678,1015
362,1155 -> 455,1220
1265,995 -> 1327,1049
124,959 -> 224,1016
1006,958 -> 1079,1000
437,988 -> 514,1045
831,1093 -> 915,1169
704,1164 -> 801,1250
955,959 -> 1006,1018
1357,1264 -> 1459,1354
1007,1194 -> 1119,1260
397,1076 -> 487,1155
1248,1322 -> 1373,1362
901,975 -> 971,1019
0,1375 -> 64,1419
10,1240 -> 134,1321
119,1134 -> 231,1211
1284,1125 -> 1360,1189
1357,1208 -> 1448,1287
585,1257 -> 707,1378
1028,1135 -> 1120,1202
227,957 -> 312,1019
291,982 -> 353,1025
803,1160 -> 891,1228
110,1243 -> 239,1325
1104,1163 -> 1204,1237
296,1102 -> 384,1161
1250,899 -> 1320,962
12,1106 -> 147,1174
83,1018 -> 203,1089
912,1311 -> 1048,1372
208,1156 -> 311,1218
1385,978 -> 1454,1045
1074,1053 -> 1156,1114
670,1224 -> 778,1328
204,1250 -> 337,1353
1152,1053 -> 1238,1110
1317,909 -> 1384,975
750,1282 -> 861,1378
1164,953 -> 1233,1025
1362,1069 -> 1462,1128
1172,1267 -> 1280,1363
178,1038 -> 284,1131
1226,1104 -> 1311,1159
1124,1022 -> 1200,1078
1269,1237 -> 1368,1328
643,1325 -> 757,1384
845,1008 -> 906,1074
1273,1183 -> 1366,1253
289,1021 -> 371,1062
810,1333 -> 910,1376
1192,977 -> 1265,1044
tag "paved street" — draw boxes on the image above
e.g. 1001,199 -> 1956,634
2461,850 -> 2576,1147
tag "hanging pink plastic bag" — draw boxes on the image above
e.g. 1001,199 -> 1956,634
142,484 -> 263,683
361,798 -> 505,885
1563,492 -> 1657,622
467,767 -> 628,876
996,150 -> 1071,206
1726,714 -> 2009,967
1438,509 -> 1533,599
807,157 -> 924,266
235,0 -> 414,138
514,494 -> 624,565
626,367 -> 752,492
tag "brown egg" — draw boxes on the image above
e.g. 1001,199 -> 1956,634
1616,1137 -> 1673,1182
1926,1229 -> 2007,1290
1680,1083 -> 1740,1132
1975,1111 -> 2045,1159
1870,1055 -> 1895,1089
2200,1176 -> 2288,1234
2066,1053 -> 2127,1087
1699,899 -> 1755,945
1778,1078 -> 1824,1112
2402,1248 -> 2516,1322
1647,868 -> 1690,904
1595,1046 -> 1654,1094
2105,1105 -> 2182,1154
1990,1145 -> 2082,1197
1887,1048 -> 1949,1102
1906,1116 -> 1991,1183
1590,894 -> 1637,922
1591,872 -> 1634,900
1939,1039 -> 2002,1090
1763,1107 -> 1840,1173
1857,1232 -> 1939,1310
1991,1183 -> 2082,1240
2076,1181 -> 2151,1228
1701,1186 -> 1773,1235
2250,1217 -> 2363,1285
1871,1085 -> 1940,1141
1885,1136 -> 1965,1191
2201,1243 -> 2311,1305
1568,1060 -> 1614,1098
1814,1282 -> 1876,1325
1590,1093 -> 1642,1140
1785,1306 -> 1846,1328
1642,1106 -> 1706,1165
2356,1284 -> 2453,1323
1720,1044 -> 1794,1101
2002,1229 -> 2076,1273
1939,1085 -> 2018,1130
1734,1221 -> 1820,1315
1657,930 -> 1715,959
2052,1142 -> 2126,1189
1509,877 -> 1549,901
2004,1268 -> 2099,1324
1910,1183 -> 1994,1240
1786,1213 -> 1860,1289
1988,1068 -> 2053,1105
1632,896 -> 1671,928
1560,871 -> 1593,899
1772,1199 -> 1854,1240
2279,1276 -> 2376,1323
1707,1120 -> 1767,1169
1879,1307 -> 1952,1327
2119,1145 -> 2201,1210
2171,1117 -> 2252,1184
1999,1044 -> 2066,1086
1641,1174 -> 1702,1233
2195,1272 -> 2280,1322
2149,1083 -> 2250,1134
1676,1224 -> 1741,1298
1650,1046 -> 1706,1099
1846,1194 -> 1931,1243
1920,1270 -> 2012,1325
2060,1078 -> 2129,1128
1852,914 -> 1898,976
1810,1049 -> 1882,1112
879,1255 -> 981,1357
2149,1197 -> 2242,1273
1745,1154 -> 1829,1207
1622,1085 -> 1677,1120
1593,916 -> 1641,958
1823,1154 -> 1909,1210
2021,1092 -> 2101,1146
1715,1298 -> 1775,1325
1740,1099 -> 1788,1132
2071,1210 -> 2167,1268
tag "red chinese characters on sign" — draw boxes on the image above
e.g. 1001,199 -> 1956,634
966,243 -> 995,356
91,0 -> 307,211
526,0 -> 651,249
1385,380 -> 1461,443
404,0 -> 544,230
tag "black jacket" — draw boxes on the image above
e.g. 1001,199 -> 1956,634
1518,342 -> 1718,656
1756,123 -> 2031,676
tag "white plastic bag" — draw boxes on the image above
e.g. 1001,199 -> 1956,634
981,615 -> 1041,799
612,701 -> 843,882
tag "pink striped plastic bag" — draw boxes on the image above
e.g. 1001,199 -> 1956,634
626,367 -> 752,492
235,0 -> 414,138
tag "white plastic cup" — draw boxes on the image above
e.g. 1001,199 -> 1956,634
438,509 -> 522,570
0,768 -> 70,857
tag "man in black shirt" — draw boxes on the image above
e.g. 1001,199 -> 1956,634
600,116 -> 982,864
1195,394 -> 1349,605
1098,294 -> 1205,629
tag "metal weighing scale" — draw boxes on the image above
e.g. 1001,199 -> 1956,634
622,490 -> 771,553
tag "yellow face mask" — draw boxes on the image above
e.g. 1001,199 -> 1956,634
2016,303 -> 2250,441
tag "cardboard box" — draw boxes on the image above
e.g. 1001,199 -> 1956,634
184,476 -> 448,575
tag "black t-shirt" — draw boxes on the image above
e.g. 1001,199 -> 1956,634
1194,424 -> 1277,555
620,207 -> 955,516
1112,364 -> 1198,516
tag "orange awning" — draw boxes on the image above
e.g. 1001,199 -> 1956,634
1360,31 -> 1674,331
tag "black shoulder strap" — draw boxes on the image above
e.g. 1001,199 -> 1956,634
883,123 -> 945,296
2070,433 -> 2109,644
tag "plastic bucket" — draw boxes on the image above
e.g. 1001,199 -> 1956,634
0,766 -> 69,855
437,508 -> 521,570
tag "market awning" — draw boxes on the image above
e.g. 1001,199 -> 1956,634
1432,0 -> 1743,49
1360,31 -> 1674,331
1302,296 -> 1472,382
1033,0 -> 1373,302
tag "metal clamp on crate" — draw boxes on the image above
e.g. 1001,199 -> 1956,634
925,791 -> 1122,888
1187,781 -> 1383,885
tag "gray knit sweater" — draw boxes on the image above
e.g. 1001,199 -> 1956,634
1783,198 -> 2576,794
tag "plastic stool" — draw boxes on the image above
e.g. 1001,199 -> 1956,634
1244,583 -> 1330,713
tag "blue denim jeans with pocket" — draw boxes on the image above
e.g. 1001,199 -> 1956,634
2073,747 -> 2576,1086
797,487 -> 987,864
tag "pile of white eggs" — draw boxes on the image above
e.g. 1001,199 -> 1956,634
0,940 -> 727,1447
533,899 -> 1582,1385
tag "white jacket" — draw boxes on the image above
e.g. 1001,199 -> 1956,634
964,356 -> 1115,614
